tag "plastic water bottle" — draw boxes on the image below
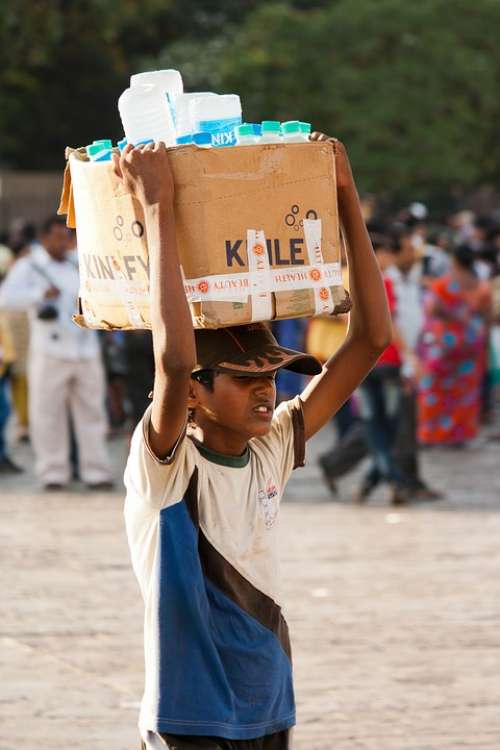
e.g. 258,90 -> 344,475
281,120 -> 308,143
175,92 -> 215,140
260,121 -> 281,144
87,140 -> 113,161
192,94 -> 242,148
299,121 -> 312,139
235,123 -> 258,146
118,84 -> 177,146
130,70 -> 183,127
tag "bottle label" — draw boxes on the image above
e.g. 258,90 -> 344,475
198,117 -> 242,147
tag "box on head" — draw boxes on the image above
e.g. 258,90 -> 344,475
58,140 -> 351,330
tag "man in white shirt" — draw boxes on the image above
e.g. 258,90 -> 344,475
386,228 -> 442,501
0,216 -> 113,490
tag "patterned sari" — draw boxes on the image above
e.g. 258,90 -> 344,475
418,275 -> 490,445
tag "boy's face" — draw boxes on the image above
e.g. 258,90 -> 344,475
190,371 -> 277,439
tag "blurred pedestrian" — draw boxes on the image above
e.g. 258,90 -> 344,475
386,228 -> 443,500
355,235 -> 410,504
418,245 -> 492,446
123,330 -> 155,431
272,319 -> 306,401
0,215 -> 113,490
2,240 -> 32,442
306,259 -> 365,494
0,312 -> 23,473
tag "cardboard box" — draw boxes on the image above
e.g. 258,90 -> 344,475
59,141 -> 350,330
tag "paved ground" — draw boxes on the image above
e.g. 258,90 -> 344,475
1,423 -> 500,750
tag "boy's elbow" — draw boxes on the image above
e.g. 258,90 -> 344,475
370,328 -> 392,353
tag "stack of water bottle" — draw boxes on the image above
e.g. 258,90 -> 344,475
85,69 -> 312,162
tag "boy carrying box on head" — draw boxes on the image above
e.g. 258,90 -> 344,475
116,135 -> 391,750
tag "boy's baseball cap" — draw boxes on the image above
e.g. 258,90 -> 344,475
193,323 -> 322,377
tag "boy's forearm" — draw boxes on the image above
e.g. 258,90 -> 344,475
336,183 -> 391,353
145,202 -> 196,374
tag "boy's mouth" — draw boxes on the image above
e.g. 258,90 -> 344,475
252,402 -> 274,418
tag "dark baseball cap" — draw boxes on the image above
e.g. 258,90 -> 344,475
193,323 -> 322,377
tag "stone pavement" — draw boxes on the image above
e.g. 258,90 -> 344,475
1,425 -> 500,750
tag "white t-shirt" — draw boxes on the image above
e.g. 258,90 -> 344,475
124,396 -> 305,745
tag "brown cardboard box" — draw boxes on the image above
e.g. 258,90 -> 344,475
59,141 -> 350,330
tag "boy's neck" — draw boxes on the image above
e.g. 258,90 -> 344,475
191,424 -> 249,458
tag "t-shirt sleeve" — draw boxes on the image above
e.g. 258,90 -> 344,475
257,395 -> 306,490
124,405 -> 196,509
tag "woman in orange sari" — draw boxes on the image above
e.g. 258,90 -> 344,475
418,246 -> 491,445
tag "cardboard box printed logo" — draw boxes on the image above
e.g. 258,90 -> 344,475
60,141 -> 350,329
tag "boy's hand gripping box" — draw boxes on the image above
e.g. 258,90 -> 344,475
59,141 -> 351,330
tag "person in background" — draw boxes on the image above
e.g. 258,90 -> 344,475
2,240 -> 31,442
355,235 -> 410,505
0,312 -> 23,474
0,215 -> 113,490
306,252 -> 364,495
101,330 -> 128,433
272,319 -> 306,401
422,227 -> 452,280
123,330 -> 155,432
418,245 -> 492,447
386,228 -> 443,501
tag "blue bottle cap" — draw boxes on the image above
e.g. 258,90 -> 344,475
281,120 -> 301,134
193,132 -> 212,146
261,120 -> 281,133
176,135 -> 193,145
117,138 -> 128,151
235,124 -> 255,138
86,143 -> 112,161
252,123 -> 262,136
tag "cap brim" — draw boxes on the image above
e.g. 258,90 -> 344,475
215,344 -> 322,377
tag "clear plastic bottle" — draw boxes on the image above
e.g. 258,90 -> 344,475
130,70 -> 183,127
260,121 -> 281,144
299,121 -> 312,139
175,92 -> 215,141
118,84 -> 177,146
281,120 -> 308,143
192,94 -> 242,147
235,123 -> 258,146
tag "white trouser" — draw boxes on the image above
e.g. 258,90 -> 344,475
28,352 -> 112,485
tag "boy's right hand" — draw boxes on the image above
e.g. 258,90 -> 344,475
112,142 -> 174,209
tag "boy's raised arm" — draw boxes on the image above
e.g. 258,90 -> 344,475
300,135 -> 392,440
113,143 -> 196,459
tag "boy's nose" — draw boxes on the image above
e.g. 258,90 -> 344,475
253,377 -> 275,394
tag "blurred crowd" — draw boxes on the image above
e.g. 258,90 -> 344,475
0,203 -> 499,499
276,202 -> 500,504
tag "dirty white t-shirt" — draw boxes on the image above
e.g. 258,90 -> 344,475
124,396 -> 305,746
